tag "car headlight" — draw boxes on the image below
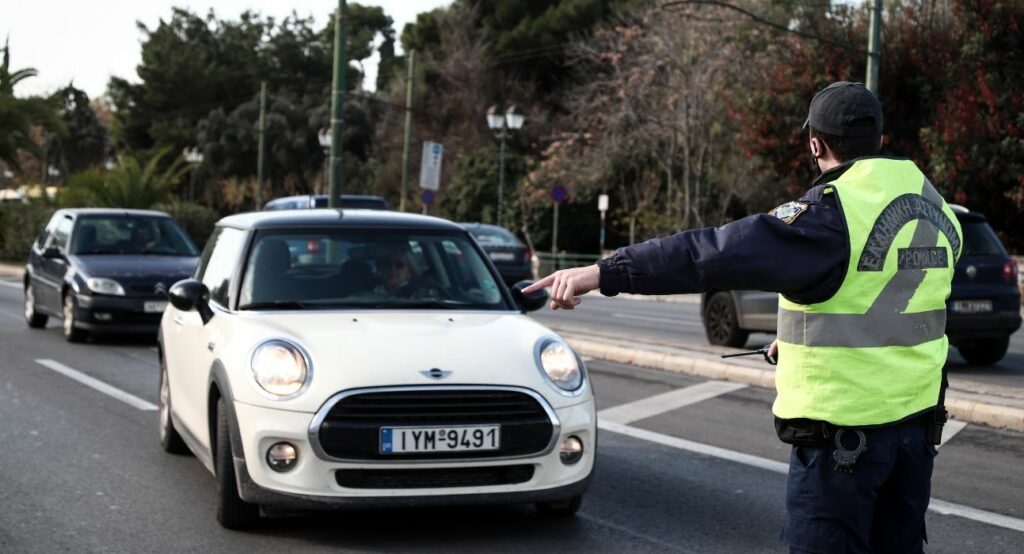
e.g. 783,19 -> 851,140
536,339 -> 584,393
86,277 -> 125,296
251,340 -> 311,398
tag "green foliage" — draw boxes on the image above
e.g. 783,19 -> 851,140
440,145 -> 525,229
59,149 -> 187,209
150,201 -> 220,249
0,203 -> 55,262
0,39 -> 65,170
47,85 -> 107,173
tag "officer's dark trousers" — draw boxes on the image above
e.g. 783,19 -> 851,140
781,426 -> 936,553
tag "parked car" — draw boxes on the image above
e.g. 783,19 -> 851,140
24,209 -> 200,342
701,205 -> 1021,365
460,223 -> 534,286
158,209 -> 595,529
263,194 -> 390,211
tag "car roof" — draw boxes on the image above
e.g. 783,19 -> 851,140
950,204 -> 987,222
218,209 -> 465,231
60,208 -> 171,218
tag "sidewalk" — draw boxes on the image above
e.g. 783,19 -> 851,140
557,326 -> 1024,433
0,261 -> 23,278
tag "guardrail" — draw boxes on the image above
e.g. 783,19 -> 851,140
533,252 -> 602,277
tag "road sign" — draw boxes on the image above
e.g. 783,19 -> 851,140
598,194 -> 609,212
551,185 -> 568,203
421,190 -> 434,205
419,141 -> 443,191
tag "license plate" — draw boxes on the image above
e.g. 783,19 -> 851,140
952,299 -> 992,313
143,301 -> 168,313
380,425 -> 500,454
489,252 -> 515,262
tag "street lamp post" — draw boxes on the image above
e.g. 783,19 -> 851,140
182,147 -> 204,203
485,104 -> 525,227
317,128 -> 331,195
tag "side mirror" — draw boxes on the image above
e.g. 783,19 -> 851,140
43,246 -> 63,259
511,280 -> 549,313
168,279 -> 214,324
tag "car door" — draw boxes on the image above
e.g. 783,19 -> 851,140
164,227 -> 248,451
39,214 -> 74,313
27,213 -> 61,314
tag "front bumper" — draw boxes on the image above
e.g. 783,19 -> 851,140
231,396 -> 596,509
73,292 -> 165,334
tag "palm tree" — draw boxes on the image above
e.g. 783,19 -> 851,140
0,38 -> 65,170
64,148 -> 188,208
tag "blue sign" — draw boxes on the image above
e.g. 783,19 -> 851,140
421,190 -> 434,205
551,185 -> 568,203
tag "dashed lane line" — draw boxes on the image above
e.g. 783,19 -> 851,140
598,380 -> 747,425
0,280 -> 21,289
612,312 -> 703,326
600,420 -> 1024,534
35,359 -> 157,411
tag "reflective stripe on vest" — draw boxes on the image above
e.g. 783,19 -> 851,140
772,158 -> 963,427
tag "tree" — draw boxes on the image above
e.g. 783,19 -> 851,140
61,149 -> 187,209
47,85 -> 107,174
0,39 -> 64,171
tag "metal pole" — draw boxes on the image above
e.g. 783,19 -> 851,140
322,150 -> 329,194
866,0 -> 882,95
189,167 -> 197,202
256,81 -> 267,209
399,50 -> 416,212
498,130 -> 506,227
328,0 -> 347,208
551,200 -> 559,259
600,211 -> 606,254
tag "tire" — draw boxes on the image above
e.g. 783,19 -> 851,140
535,494 -> 583,518
215,398 -> 260,530
704,292 -> 749,348
62,291 -> 87,343
158,355 -> 190,455
24,284 -> 48,329
957,336 -> 1010,366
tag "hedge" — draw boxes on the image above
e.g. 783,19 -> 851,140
0,204 -> 56,262
150,202 -> 220,250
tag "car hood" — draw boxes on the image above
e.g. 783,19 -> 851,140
71,254 -> 199,281
216,310 -> 587,412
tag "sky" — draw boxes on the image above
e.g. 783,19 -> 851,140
2,1 -> 451,99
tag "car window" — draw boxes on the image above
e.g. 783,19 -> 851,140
238,229 -> 509,310
197,227 -> 248,308
35,213 -> 61,249
49,216 -> 74,251
70,215 -> 198,256
959,221 -> 1006,258
469,226 -> 520,247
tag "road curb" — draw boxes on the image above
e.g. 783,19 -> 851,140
564,332 -> 1024,433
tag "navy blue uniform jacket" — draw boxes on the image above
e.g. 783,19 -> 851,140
598,166 -> 853,304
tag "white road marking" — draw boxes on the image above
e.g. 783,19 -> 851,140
600,420 -> 1024,534
939,420 -> 968,448
599,381 -> 747,424
0,280 -> 22,289
613,312 -> 702,326
35,359 -> 157,411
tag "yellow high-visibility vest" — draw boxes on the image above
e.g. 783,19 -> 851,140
773,158 -> 963,427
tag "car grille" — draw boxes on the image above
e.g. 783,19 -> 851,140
335,465 -> 535,489
316,388 -> 556,461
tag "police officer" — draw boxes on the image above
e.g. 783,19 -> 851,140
524,81 -> 962,553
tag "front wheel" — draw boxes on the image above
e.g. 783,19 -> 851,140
957,336 -> 1010,366
704,292 -> 748,348
216,398 -> 260,530
62,291 -> 87,343
24,285 -> 48,328
535,494 -> 583,517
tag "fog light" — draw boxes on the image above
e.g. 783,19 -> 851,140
559,436 -> 584,465
266,442 -> 298,472
94,312 -> 112,321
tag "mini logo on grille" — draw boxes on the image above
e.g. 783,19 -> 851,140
420,368 -> 452,380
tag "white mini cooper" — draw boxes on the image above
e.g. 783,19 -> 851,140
158,209 -> 595,529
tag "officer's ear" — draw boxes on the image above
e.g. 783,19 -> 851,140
809,136 -> 822,159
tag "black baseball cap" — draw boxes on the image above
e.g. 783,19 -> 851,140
803,81 -> 883,137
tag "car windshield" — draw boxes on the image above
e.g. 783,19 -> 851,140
238,229 -> 511,310
960,220 -> 1006,257
71,216 -> 198,256
469,226 -> 520,247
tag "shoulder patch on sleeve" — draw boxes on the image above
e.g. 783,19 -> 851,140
769,201 -> 809,225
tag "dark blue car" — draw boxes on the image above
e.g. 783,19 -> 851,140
23,209 -> 200,342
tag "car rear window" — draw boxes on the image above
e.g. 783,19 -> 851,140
960,221 -> 1006,257
469,227 -> 521,247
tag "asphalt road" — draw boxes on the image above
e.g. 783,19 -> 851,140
1,278 -> 1023,553
530,294 -> 1024,389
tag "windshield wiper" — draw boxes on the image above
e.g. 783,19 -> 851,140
238,300 -> 312,310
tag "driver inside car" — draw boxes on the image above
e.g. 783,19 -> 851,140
374,244 -> 444,300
